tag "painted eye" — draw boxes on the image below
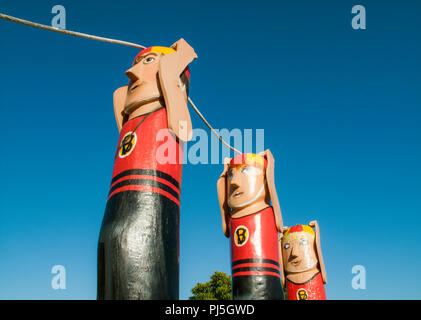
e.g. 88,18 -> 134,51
300,239 -> 308,246
143,56 -> 155,64
241,166 -> 249,173
284,243 -> 290,250
228,171 -> 233,180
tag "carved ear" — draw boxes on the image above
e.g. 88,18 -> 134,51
217,158 -> 231,237
169,40 -> 179,50
113,86 -> 128,132
159,42 -> 197,142
264,149 -> 283,233
309,220 -> 327,284
279,226 -> 289,287
278,234 -> 286,288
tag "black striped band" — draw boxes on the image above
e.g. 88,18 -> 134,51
232,258 -> 280,268
232,267 -> 280,275
111,169 -> 180,190
108,178 -> 179,200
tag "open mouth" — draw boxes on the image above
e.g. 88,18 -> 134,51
130,84 -> 140,92
233,192 -> 243,198
291,260 -> 301,267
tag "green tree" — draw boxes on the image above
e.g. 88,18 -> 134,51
189,271 -> 232,300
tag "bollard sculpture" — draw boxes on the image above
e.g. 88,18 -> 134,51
280,221 -> 327,300
217,151 -> 284,300
97,39 -> 197,299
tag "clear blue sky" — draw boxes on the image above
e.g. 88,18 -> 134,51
0,0 -> 420,300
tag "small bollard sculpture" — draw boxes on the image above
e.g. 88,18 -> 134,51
280,221 -> 327,300
217,151 -> 284,300
97,39 -> 197,300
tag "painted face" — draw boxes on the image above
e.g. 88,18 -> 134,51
124,52 -> 163,112
227,164 -> 266,210
282,231 -> 318,274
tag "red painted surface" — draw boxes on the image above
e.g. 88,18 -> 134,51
230,206 -> 281,278
109,107 -> 183,205
286,272 -> 326,300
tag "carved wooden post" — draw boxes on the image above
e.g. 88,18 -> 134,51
280,221 -> 327,300
97,40 -> 197,299
217,151 -> 284,300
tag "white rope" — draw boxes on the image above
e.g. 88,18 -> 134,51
187,97 -> 241,154
0,12 -> 241,154
0,13 -> 146,49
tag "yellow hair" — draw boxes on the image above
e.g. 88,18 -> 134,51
283,225 -> 315,242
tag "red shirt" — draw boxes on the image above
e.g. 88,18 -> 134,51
107,107 -> 183,206
286,272 -> 326,300
230,206 -> 281,279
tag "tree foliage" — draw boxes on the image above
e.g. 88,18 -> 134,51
189,271 -> 232,300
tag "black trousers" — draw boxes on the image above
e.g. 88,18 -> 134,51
97,190 -> 180,300
232,275 -> 284,300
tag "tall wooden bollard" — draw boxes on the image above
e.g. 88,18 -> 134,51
217,151 -> 284,300
97,39 -> 197,300
280,221 -> 327,300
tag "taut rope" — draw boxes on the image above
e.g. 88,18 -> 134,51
0,12 -> 242,154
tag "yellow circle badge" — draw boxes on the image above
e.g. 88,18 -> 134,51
234,225 -> 249,247
297,288 -> 308,300
119,132 -> 137,158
